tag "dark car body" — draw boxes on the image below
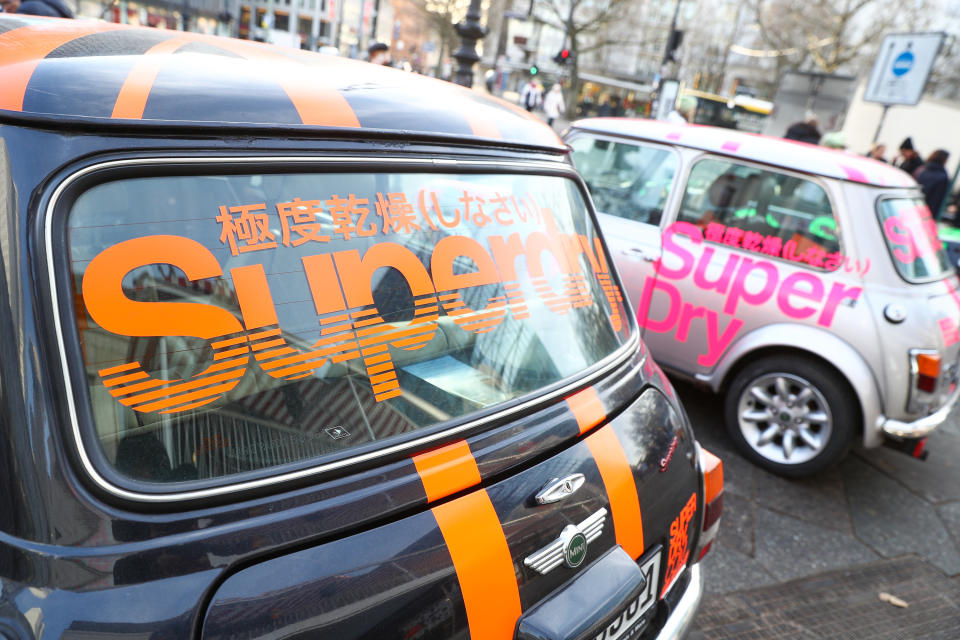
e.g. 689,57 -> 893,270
0,16 -> 721,640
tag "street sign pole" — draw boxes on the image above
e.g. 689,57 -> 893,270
872,104 -> 890,144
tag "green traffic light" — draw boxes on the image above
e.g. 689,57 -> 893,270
530,66 -> 538,75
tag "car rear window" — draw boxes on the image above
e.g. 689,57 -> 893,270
65,170 -> 631,486
877,197 -> 953,282
568,135 -> 678,226
678,158 -> 841,268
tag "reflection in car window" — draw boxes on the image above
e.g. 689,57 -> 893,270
66,171 -> 631,485
677,158 -> 841,269
877,198 -> 952,282
569,135 -> 677,226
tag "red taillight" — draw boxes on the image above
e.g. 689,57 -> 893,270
917,353 -> 941,392
702,492 -> 724,531
695,448 -> 724,561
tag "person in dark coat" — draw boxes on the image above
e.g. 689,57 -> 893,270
915,149 -> 951,219
894,137 -> 923,177
0,0 -> 73,16
783,115 -> 821,144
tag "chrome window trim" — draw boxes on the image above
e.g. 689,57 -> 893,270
45,155 -> 639,503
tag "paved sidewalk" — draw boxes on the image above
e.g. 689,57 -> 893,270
691,556 -> 960,639
672,379 -> 960,637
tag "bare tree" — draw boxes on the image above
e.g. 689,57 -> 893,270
751,0 -> 918,75
409,0 -> 466,77
533,0 -> 647,114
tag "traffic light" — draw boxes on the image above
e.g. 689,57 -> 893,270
553,48 -> 571,65
530,65 -> 539,75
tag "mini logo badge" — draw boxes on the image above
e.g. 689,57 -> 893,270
563,529 -> 588,568
524,508 -> 607,575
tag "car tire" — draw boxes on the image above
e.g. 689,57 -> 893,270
723,356 -> 855,477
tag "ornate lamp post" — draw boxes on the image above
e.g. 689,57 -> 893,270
452,0 -> 487,88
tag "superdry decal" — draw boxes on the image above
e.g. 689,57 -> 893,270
214,188 -> 556,256
882,203 -> 943,265
81,208 -> 626,415
639,222 -> 863,367
662,492 -> 696,597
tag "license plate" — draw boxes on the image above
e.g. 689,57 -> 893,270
591,552 -> 661,640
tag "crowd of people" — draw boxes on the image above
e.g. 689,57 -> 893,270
785,114 -> 956,224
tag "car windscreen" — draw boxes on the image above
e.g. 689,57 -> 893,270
65,170 -> 631,486
877,197 -> 953,282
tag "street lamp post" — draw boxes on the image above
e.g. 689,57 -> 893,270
452,0 -> 486,88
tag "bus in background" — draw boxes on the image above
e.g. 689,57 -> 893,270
683,89 -> 772,133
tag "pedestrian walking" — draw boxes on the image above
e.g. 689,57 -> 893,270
0,0 -> 72,17
543,84 -> 565,127
367,42 -> 392,66
783,113 -> 821,144
519,78 -> 542,112
915,149 -> 951,219
894,137 -> 923,176
665,95 -> 697,124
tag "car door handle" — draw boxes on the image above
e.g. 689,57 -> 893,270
622,247 -> 659,262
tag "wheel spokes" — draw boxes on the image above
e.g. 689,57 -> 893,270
782,430 -> 796,459
798,427 -> 821,450
756,424 -> 781,446
750,386 -> 774,406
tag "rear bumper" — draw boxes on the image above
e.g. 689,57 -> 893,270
881,381 -> 960,438
655,563 -> 703,640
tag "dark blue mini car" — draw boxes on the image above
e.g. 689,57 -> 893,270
0,15 -> 722,640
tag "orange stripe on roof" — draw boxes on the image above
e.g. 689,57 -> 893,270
412,439 -> 482,503
206,37 -> 360,128
112,34 -> 195,119
466,115 -> 501,140
586,425 -> 645,560
566,386 -> 605,435
701,448 -> 724,504
432,490 -> 522,640
0,22 -> 122,112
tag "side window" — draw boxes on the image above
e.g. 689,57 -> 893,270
570,135 -> 677,226
677,158 -> 841,268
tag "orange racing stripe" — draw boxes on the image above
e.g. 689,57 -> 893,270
566,386 -> 605,435
432,491 -> 522,640
0,22 -> 123,112
112,34 -> 196,119
412,439 -> 482,503
204,37 -> 361,128
585,424 -> 645,559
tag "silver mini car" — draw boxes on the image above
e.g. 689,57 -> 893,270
567,118 -> 960,476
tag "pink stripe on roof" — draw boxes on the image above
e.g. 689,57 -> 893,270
839,164 -> 869,183
666,131 -> 681,141
721,141 -> 740,152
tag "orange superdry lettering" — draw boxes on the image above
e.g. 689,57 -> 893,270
82,230 -> 626,414
83,236 -> 248,414
662,492 -> 697,596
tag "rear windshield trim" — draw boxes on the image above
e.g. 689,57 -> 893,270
46,155 -> 639,504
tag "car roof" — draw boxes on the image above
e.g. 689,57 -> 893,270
0,16 -> 564,151
569,117 -> 916,188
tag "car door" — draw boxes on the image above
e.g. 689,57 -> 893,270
567,133 -> 681,325
644,155 -> 869,377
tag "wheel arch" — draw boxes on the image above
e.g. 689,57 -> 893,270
701,323 -> 883,448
